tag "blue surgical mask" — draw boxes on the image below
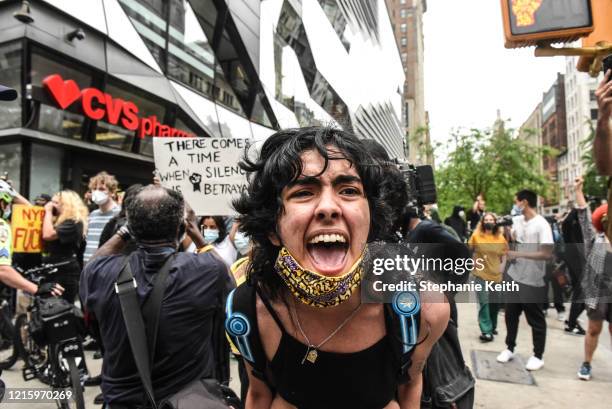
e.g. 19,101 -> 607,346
511,204 -> 523,216
203,228 -> 219,244
233,232 -> 250,254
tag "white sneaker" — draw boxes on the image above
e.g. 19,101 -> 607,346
525,356 -> 544,371
496,349 -> 514,363
557,312 -> 566,322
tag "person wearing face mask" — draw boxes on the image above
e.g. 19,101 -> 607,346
227,127 -> 450,409
497,189 -> 553,371
80,185 -> 235,407
229,220 -> 251,259
83,172 -> 121,264
199,215 -> 237,268
468,212 -> 509,342
445,205 -> 468,242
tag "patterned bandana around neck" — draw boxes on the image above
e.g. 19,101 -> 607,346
275,247 -> 363,308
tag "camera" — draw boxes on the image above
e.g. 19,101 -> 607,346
496,215 -> 514,227
394,161 -> 437,207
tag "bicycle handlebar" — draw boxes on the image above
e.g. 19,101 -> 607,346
19,260 -> 73,280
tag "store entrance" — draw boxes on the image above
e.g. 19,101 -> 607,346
69,151 -> 154,196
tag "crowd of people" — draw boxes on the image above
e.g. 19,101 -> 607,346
0,74 -> 609,409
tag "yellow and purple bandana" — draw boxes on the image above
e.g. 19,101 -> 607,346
275,247 -> 363,308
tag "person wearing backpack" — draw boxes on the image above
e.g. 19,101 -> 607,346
227,127 -> 449,409
80,185 -> 235,408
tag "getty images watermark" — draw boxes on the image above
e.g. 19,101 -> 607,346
360,242 -> 521,303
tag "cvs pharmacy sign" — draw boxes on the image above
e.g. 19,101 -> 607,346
42,74 -> 194,138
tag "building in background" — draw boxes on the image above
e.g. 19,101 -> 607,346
518,102 -> 543,172
385,0 -> 431,165
0,0 -> 405,199
540,73 -> 567,214
559,55 -> 602,205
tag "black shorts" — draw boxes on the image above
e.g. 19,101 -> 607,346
587,302 -> 612,322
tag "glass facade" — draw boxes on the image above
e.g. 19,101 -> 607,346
275,1 -> 351,128
29,144 -> 62,199
0,143 -> 22,194
119,0 -> 275,128
31,49 -> 92,140
0,42 -> 22,129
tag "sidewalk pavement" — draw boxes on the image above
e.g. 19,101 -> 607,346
2,303 -> 610,408
456,302 -> 612,409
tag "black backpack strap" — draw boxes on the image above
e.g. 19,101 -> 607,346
115,254 -> 175,409
225,283 -> 270,385
142,254 -> 175,364
385,291 -> 422,385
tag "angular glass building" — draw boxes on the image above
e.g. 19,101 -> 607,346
0,0 -> 405,197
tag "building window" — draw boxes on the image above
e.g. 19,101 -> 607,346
590,90 -> 596,101
98,81 -> 166,155
591,109 -> 598,120
0,42 -> 22,130
401,53 -> 407,61
0,143 -> 21,193
401,37 -> 407,46
118,0 -> 169,71
31,49 -> 93,140
400,9 -> 407,18
400,23 -> 407,32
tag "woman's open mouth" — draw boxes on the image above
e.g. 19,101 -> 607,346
306,233 -> 349,276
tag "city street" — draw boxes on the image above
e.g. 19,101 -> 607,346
1,302 -> 610,408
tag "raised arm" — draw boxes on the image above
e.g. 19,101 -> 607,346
594,70 -> 612,175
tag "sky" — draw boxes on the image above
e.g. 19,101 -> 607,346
423,0 -> 567,157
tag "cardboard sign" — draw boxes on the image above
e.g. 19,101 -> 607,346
153,137 -> 252,215
11,205 -> 45,253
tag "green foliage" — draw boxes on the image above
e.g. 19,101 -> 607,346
434,122 -> 554,218
580,122 -> 609,200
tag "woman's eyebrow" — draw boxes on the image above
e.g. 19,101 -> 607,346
332,175 -> 362,186
288,176 -> 321,188
287,174 -> 361,188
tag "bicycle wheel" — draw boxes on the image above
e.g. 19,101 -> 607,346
14,314 -> 46,369
66,356 -> 84,409
0,307 -> 18,369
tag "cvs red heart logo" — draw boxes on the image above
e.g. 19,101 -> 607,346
43,74 -> 81,109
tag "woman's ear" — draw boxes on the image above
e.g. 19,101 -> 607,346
268,231 -> 281,246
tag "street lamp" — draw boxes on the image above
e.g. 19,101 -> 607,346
14,0 -> 34,24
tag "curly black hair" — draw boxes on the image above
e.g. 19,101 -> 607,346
232,126 -> 398,300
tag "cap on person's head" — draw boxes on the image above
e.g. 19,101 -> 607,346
0,85 -> 17,101
35,194 -> 51,203
592,203 -> 608,233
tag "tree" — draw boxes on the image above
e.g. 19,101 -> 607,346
434,122 -> 555,218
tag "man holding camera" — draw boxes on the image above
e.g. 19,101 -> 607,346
497,190 -> 553,371
80,185 -> 233,407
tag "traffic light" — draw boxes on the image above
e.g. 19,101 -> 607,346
501,0 -> 594,48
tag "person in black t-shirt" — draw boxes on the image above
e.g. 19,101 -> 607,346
42,190 -> 88,303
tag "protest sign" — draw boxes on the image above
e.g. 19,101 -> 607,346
153,137 -> 252,215
11,205 -> 44,253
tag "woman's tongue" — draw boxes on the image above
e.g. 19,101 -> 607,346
309,244 -> 346,271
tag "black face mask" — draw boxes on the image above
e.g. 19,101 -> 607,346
483,222 -> 495,231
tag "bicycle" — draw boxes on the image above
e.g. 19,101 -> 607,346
13,261 -> 86,409
0,285 -> 19,370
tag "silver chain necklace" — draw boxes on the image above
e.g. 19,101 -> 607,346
291,299 -> 362,364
